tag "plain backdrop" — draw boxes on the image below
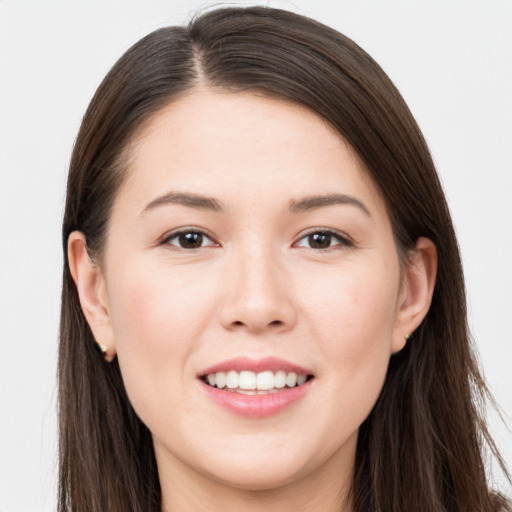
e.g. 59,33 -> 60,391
1,1 -> 511,510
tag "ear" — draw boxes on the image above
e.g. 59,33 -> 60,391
67,231 -> 116,362
392,237 -> 438,353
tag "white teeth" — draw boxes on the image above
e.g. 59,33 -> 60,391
215,372 -> 226,389
286,372 -> 297,387
256,371 -> 274,390
274,370 -> 286,388
239,371 -> 256,390
225,370 -> 239,389
236,389 -> 253,395
205,370 -> 309,392
297,374 -> 307,386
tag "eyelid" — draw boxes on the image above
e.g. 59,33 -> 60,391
157,226 -> 354,250
293,228 -> 354,250
159,226 -> 219,247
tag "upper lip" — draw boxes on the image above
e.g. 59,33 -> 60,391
199,356 -> 313,377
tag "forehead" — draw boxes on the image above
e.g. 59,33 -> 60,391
117,89 -> 387,219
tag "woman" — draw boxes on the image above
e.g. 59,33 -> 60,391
59,5 -> 510,511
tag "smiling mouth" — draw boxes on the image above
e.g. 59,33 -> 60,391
200,370 -> 314,395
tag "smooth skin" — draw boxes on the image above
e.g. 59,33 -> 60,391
68,90 -> 437,512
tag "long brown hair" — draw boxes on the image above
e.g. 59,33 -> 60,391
59,6 -> 510,511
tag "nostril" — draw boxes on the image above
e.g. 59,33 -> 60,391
234,320 -> 282,326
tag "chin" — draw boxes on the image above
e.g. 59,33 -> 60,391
203,460 -> 308,492
190,432 -> 344,492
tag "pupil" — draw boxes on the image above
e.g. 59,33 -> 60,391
179,232 -> 203,248
309,233 -> 331,248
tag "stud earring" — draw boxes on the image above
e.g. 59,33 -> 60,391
94,341 -> 108,359
405,333 -> 411,340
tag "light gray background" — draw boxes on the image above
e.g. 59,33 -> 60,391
1,1 -> 510,510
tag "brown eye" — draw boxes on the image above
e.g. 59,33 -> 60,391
295,230 -> 352,250
178,232 -> 204,248
308,233 -> 332,249
163,230 -> 216,249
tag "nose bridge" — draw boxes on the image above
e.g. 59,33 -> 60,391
220,237 -> 295,333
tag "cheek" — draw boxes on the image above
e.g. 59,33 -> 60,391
300,260 -> 399,418
108,255 -> 217,345
304,259 -> 399,344
104,257 -> 218,420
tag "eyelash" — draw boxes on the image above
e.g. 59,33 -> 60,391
294,229 -> 354,251
160,228 -> 218,250
160,228 -> 353,251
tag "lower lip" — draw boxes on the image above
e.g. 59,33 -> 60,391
199,379 -> 313,418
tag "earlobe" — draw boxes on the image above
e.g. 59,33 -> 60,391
67,231 -> 116,362
392,237 -> 438,353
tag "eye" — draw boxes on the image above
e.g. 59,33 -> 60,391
162,229 -> 217,249
295,230 -> 352,250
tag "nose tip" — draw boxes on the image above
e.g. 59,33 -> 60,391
219,258 -> 296,334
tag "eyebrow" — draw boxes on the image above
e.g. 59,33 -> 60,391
288,194 -> 371,216
141,192 -> 224,214
141,191 -> 370,217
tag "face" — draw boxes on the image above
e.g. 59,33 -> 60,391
99,90 -> 408,492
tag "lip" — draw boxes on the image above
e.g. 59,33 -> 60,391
199,378 -> 313,418
198,357 -> 314,418
198,356 -> 313,377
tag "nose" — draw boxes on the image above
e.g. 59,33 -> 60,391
219,249 -> 297,334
